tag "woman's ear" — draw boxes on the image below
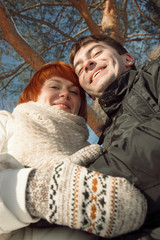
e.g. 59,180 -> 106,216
123,53 -> 134,69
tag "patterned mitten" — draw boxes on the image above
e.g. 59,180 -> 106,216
67,144 -> 102,166
26,161 -> 147,238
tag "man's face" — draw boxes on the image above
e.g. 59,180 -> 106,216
73,41 -> 133,98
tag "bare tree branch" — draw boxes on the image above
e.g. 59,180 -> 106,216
0,63 -> 30,91
134,0 -> 160,27
122,0 -> 128,41
13,2 -> 72,14
10,11 -> 77,42
0,62 -> 25,81
126,37 -> 160,42
127,32 -> 160,38
69,0 -> 102,34
9,1 -> 103,15
0,0 -> 46,71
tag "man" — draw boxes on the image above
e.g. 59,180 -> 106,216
69,34 -> 160,239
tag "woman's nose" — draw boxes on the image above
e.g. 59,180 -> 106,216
59,90 -> 70,99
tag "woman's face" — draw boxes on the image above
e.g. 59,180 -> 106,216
37,76 -> 81,115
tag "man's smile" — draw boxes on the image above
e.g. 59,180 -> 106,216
90,66 -> 107,83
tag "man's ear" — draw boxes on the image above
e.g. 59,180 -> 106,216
123,53 -> 134,69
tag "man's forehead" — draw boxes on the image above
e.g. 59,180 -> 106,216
78,41 -> 105,55
74,41 -> 106,68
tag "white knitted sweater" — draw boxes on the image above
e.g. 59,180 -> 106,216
9,101 -> 101,169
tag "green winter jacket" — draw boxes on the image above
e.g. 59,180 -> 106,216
90,56 -> 160,239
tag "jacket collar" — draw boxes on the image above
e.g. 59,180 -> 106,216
99,70 -> 137,119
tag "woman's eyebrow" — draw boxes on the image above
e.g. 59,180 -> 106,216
48,79 -> 60,83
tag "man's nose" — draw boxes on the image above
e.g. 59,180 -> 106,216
84,60 -> 95,72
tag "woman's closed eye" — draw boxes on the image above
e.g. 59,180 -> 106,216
51,86 -> 59,90
69,89 -> 79,95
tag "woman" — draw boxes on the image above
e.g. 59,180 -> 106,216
0,62 -> 147,240
0,62 -> 100,240
9,62 -> 101,169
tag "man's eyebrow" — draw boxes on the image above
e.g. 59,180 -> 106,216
74,44 -> 102,70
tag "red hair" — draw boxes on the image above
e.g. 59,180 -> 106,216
18,62 -> 87,120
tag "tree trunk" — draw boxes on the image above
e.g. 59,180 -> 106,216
101,0 -> 123,44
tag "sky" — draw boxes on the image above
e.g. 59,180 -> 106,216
87,125 -> 99,144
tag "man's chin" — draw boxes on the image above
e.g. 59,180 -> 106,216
86,86 -> 104,98
90,91 -> 103,98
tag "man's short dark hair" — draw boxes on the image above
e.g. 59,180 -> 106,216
69,34 -> 136,70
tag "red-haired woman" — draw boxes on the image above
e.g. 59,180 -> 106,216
0,62 -> 147,240
9,62 -> 101,169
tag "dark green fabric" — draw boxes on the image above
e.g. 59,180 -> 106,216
90,57 -> 160,239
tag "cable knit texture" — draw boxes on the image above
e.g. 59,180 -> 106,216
27,161 -> 147,238
9,101 -> 102,168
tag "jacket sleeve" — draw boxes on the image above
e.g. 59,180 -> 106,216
0,111 -> 39,234
0,111 -> 8,152
0,167 -> 39,234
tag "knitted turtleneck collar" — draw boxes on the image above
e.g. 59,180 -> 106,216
13,101 -> 89,140
9,101 -> 90,168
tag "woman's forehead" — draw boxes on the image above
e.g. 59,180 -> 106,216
44,76 -> 78,88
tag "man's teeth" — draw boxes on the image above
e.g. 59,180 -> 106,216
93,70 -> 101,79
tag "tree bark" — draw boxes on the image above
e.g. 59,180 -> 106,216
87,105 -> 104,137
101,0 -> 123,44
